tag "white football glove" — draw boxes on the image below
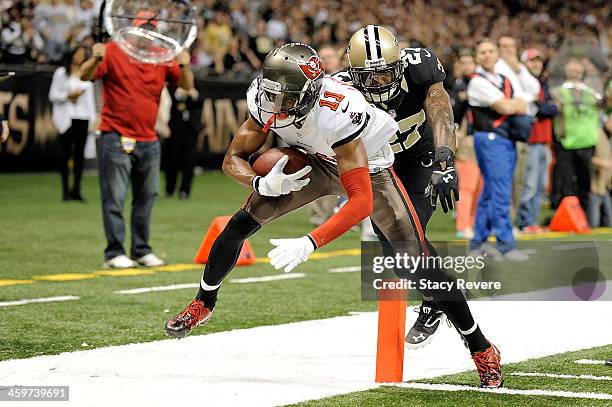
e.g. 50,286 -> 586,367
268,236 -> 316,273
253,155 -> 312,197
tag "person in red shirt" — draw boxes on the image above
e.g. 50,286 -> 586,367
79,18 -> 194,269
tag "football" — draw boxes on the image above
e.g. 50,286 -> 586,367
252,147 -> 311,176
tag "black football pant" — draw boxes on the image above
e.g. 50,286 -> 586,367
164,125 -> 197,197
554,146 -> 594,214
59,119 -> 88,199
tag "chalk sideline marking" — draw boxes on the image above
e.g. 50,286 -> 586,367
574,359 -> 608,365
329,266 -> 361,273
395,382 -> 612,400
114,283 -> 199,295
230,273 -> 305,284
0,296 -> 80,308
511,371 -> 612,381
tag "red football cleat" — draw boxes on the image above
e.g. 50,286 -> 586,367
472,342 -> 504,388
165,300 -> 214,339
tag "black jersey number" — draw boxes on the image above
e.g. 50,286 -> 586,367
389,110 -> 426,153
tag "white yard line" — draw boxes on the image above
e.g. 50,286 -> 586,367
511,372 -> 612,381
395,382 -> 612,400
229,273 -> 305,283
114,283 -> 199,295
0,302 -> 610,406
574,359 -> 608,365
115,274 -> 306,294
0,295 -> 80,307
328,266 -> 361,273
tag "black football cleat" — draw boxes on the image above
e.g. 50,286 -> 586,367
165,300 -> 214,339
472,342 -> 504,388
405,302 -> 446,349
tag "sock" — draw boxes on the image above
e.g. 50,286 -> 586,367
460,324 -> 490,354
196,275 -> 221,309
194,210 -> 260,309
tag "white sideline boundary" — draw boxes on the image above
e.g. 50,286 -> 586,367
114,283 -> 199,295
511,372 -> 612,381
395,382 -> 612,400
328,266 -> 361,273
114,274 -> 306,294
575,359 -> 607,365
229,273 -> 305,283
0,302 -> 610,406
0,295 -> 80,307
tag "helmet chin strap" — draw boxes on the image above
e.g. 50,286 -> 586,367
263,113 -> 289,134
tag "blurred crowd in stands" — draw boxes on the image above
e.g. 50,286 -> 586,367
1,1 -> 609,76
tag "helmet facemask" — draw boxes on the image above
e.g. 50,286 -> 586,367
255,45 -> 323,130
347,25 -> 404,104
349,61 -> 403,103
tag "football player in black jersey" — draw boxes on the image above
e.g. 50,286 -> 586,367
335,26 -> 461,349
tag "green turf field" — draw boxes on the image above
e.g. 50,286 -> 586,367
294,345 -> 612,406
1,172 -> 611,405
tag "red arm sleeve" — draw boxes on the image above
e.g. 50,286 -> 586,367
309,167 -> 373,248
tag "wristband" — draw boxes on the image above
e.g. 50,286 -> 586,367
306,234 -> 318,251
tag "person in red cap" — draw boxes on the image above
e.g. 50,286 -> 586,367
78,12 -> 194,269
516,48 -> 559,233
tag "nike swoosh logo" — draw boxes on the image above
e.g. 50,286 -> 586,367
424,313 -> 444,328
341,102 -> 350,113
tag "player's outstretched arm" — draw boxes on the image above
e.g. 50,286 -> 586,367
222,116 -> 269,188
309,138 -> 373,246
268,138 -> 373,273
424,82 -> 460,213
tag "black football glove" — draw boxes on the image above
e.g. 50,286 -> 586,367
424,146 -> 459,213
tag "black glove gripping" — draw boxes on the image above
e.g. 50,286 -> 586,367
424,146 -> 459,213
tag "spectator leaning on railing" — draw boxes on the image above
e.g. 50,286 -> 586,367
552,60 -> 602,216
467,39 -> 530,262
515,49 -> 559,233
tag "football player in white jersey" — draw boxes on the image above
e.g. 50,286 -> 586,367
165,43 -> 502,388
